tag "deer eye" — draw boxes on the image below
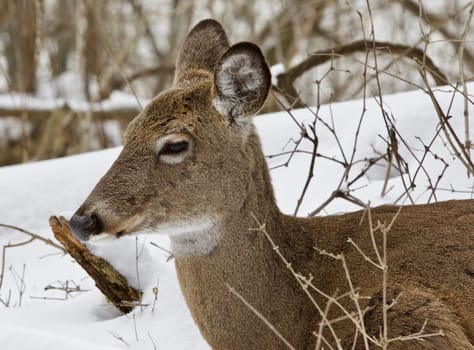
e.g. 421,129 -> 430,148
161,141 -> 189,155
155,134 -> 192,165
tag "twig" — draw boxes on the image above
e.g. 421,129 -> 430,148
420,69 -> 474,175
0,290 -> 12,307
0,223 -> 65,252
458,1 -> 474,173
276,40 -> 448,105
135,237 -> 144,312
0,238 -> 33,290
225,282 -> 297,350
133,313 -> 139,341
151,284 -> 159,314
40,279 -> 89,300
10,263 -> 26,307
249,215 -> 345,349
293,121 -> 318,215
395,0 -> 474,72
149,241 -> 174,261
108,330 -> 129,346
387,319 -> 444,344
148,332 -> 157,350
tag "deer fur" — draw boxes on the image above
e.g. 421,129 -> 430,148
70,19 -> 474,349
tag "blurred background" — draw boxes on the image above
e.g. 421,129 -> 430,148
0,0 -> 473,166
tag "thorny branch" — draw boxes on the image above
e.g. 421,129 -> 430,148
225,283 -> 297,350
270,0 -> 474,216
420,71 -> 474,176
246,206 -> 443,349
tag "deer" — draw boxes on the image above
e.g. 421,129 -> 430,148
69,19 -> 474,350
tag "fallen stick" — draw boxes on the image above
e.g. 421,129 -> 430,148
49,216 -> 142,313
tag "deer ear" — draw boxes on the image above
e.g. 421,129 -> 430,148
174,19 -> 230,85
213,42 -> 271,126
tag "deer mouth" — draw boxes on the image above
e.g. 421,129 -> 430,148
70,211 -> 145,243
87,232 -> 120,245
87,226 -> 139,243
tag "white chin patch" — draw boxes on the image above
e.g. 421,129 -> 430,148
87,233 -> 119,246
156,218 -> 220,257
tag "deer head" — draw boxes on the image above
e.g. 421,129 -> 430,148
70,19 -> 272,255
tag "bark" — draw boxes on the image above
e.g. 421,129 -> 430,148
49,216 -> 141,313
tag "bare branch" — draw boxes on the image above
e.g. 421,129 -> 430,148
276,40 -> 448,105
0,223 -> 65,252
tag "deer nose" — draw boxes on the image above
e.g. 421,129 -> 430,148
70,213 -> 102,241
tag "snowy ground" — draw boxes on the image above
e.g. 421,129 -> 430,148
0,84 -> 473,349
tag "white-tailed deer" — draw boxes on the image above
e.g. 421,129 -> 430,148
70,19 -> 474,350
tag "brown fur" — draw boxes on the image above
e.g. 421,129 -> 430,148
73,19 -> 474,349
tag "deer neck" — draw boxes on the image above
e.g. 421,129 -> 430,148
171,168 -> 311,350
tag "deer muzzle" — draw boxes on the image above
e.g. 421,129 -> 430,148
70,213 -> 103,241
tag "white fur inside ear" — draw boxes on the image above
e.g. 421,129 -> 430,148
214,51 -> 266,122
216,53 -> 261,99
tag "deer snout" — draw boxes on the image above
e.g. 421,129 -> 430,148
70,213 -> 102,241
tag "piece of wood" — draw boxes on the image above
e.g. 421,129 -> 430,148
49,216 -> 142,313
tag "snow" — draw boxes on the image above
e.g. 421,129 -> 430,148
0,148 -> 207,349
0,83 -> 473,349
260,85 -> 474,215
270,63 -> 285,86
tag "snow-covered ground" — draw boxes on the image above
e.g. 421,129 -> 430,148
0,84 -> 473,349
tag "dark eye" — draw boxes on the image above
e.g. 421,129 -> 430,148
161,141 -> 189,155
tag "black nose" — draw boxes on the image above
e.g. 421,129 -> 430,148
70,214 -> 102,241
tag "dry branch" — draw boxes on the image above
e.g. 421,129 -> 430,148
276,40 -> 448,106
0,223 -> 66,291
395,0 -> 474,72
0,223 -> 65,252
49,216 -> 141,313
